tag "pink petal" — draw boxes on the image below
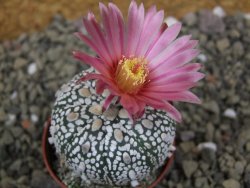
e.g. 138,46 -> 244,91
99,3 -> 124,62
150,49 -> 200,77
146,23 -> 182,60
126,2 -> 145,56
135,9 -> 164,56
147,72 -> 205,88
138,94 -> 182,122
148,35 -> 191,70
140,90 -> 201,104
103,94 -> 116,110
108,3 -> 126,56
83,15 -> 113,66
72,50 -> 110,77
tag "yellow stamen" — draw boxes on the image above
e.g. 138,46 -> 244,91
115,57 -> 148,94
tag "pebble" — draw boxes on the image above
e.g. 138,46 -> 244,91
31,170 -> 59,188
223,108 -> 237,119
203,101 -> 220,114
222,179 -> 240,188
66,112 -> 79,121
182,160 -> 198,178
197,142 -> 217,152
213,6 -> 226,17
216,38 -> 230,52
27,63 -> 37,75
0,130 -> 14,145
199,10 -> 225,34
165,16 -> 179,26
183,12 -> 197,26
180,131 -> 195,141
81,142 -> 91,154
13,57 -> 28,69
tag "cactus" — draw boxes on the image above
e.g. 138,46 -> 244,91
49,68 -> 176,187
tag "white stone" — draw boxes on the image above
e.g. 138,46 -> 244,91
89,105 -> 102,115
31,114 -> 38,123
165,16 -> 179,26
223,108 -> 237,119
197,54 -> 207,62
123,152 -> 131,164
118,109 -> 129,118
142,119 -> 153,129
197,142 -> 217,152
114,129 -> 123,143
82,142 -> 91,154
245,13 -> 250,20
27,63 -> 37,75
213,6 -> 226,18
79,88 -> 91,97
10,91 -> 17,99
91,119 -> 102,131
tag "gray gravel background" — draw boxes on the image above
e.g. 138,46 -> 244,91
0,10 -> 250,188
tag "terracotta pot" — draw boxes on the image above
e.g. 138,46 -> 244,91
42,118 -> 174,188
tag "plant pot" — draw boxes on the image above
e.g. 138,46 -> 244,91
42,118 -> 174,188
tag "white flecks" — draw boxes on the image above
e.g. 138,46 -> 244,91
197,54 -> 207,62
66,112 -> 79,121
89,105 -> 102,115
161,133 -> 168,141
27,63 -> 37,75
61,126 -> 67,133
123,152 -> 131,164
118,109 -> 129,119
135,124 -> 144,134
114,129 -> 124,143
73,145 -> 80,154
213,6 -> 226,18
75,119 -> 84,125
79,88 -> 91,97
197,142 -> 217,152
91,119 -> 103,131
142,119 -> 153,129
82,142 -> 91,154
128,170 -> 136,179
85,98 -> 92,105
65,132 -> 71,138
145,143 -> 151,149
48,137 -> 54,144
223,108 -> 237,119
79,162 -> 85,171
61,84 -> 71,92
164,16 -> 179,26
131,180 -> 140,187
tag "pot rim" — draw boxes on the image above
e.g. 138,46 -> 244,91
42,118 -> 174,188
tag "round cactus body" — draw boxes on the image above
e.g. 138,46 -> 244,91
49,68 -> 176,187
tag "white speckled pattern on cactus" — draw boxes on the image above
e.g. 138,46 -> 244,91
49,68 -> 176,187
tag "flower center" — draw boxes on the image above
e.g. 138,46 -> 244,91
115,57 -> 148,94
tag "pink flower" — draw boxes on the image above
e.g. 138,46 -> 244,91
73,1 -> 204,122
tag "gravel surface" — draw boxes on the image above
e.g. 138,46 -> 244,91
0,10 -> 250,188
